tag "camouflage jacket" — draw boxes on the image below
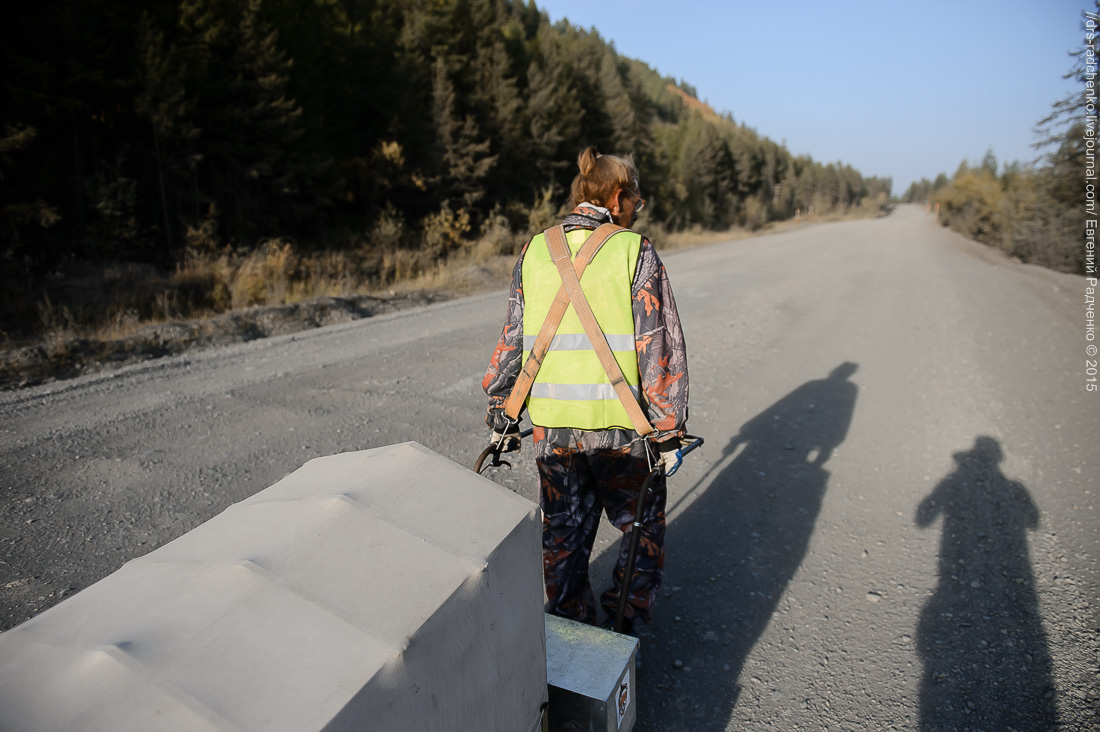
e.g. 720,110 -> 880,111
482,204 -> 689,449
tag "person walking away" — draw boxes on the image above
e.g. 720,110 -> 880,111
482,146 -> 690,635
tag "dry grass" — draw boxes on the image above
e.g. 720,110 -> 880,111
5,203 -> 888,371
186,241 -> 364,310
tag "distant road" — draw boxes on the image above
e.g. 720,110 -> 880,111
2,205 -> 1096,729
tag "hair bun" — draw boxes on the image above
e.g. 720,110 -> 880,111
578,146 -> 600,176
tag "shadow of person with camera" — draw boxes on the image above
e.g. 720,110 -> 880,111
915,436 -> 1057,731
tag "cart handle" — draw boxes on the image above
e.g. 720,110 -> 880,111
473,428 -> 534,474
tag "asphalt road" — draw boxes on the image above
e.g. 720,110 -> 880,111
2,205 -> 1097,729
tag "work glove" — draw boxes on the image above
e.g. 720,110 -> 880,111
656,438 -> 682,477
490,427 -> 521,454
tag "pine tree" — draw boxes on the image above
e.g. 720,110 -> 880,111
172,0 -> 311,244
431,55 -> 497,209
136,10 -> 197,251
1035,1 -> 1100,156
473,37 -> 525,199
525,22 -> 581,193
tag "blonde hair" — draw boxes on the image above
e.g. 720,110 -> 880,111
569,146 -> 639,208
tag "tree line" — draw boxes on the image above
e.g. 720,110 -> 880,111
2,0 -> 889,294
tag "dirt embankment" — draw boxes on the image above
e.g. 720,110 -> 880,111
0,291 -> 447,391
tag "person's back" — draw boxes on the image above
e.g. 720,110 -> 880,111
482,146 -> 690,634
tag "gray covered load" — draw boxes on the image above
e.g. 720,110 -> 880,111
0,442 -> 547,732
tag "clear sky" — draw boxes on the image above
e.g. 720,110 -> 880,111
532,0 -> 1088,196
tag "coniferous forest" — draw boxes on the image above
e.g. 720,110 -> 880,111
2,0 -> 890,343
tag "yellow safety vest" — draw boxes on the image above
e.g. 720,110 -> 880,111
521,227 -> 643,429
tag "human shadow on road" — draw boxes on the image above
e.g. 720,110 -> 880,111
636,363 -> 858,730
915,436 -> 1057,731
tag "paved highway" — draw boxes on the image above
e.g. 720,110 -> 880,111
2,204 -> 1096,729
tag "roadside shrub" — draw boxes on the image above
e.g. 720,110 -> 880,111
381,248 -> 429,283
36,296 -> 77,356
258,239 -> 299,304
292,249 -> 350,300
184,203 -> 222,257
527,185 -> 562,235
936,171 -> 1003,246
171,264 -> 219,312
101,307 -> 141,339
999,172 -> 1078,271
227,254 -> 264,308
421,203 -> 472,260
369,205 -> 407,251
742,197 -> 768,231
934,163 -> 1081,274
476,206 -> 515,258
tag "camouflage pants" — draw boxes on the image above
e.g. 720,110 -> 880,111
534,427 -> 666,631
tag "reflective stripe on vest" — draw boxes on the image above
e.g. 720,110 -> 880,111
521,227 -> 643,430
530,382 -> 642,401
521,333 -> 637,352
